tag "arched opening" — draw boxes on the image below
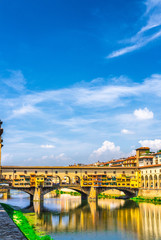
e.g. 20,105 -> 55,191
141,176 -> 144,188
52,176 -> 61,185
145,176 -> 148,188
149,175 -> 153,188
159,175 -> 161,188
98,187 -> 135,198
154,175 -> 158,189
71,176 -> 80,185
62,176 -> 70,185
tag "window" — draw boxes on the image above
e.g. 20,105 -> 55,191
24,170 -> 27,174
65,171 -> 68,174
113,171 -> 116,174
45,171 -> 48,174
75,171 -> 77,174
55,171 -> 58,174
104,171 -> 106,174
95,171 -> 97,174
14,170 -> 16,173
9,175 -> 11,179
35,171 -> 37,174
15,175 -> 17,179
85,171 -> 87,174
131,171 -> 134,174
122,171 -> 125,174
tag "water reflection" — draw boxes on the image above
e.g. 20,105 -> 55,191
1,192 -> 161,240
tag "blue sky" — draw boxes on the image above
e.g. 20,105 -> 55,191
1,0 -> 161,166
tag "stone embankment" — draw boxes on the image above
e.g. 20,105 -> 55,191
0,204 -> 26,240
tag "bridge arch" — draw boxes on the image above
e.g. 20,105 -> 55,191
97,187 -> 137,198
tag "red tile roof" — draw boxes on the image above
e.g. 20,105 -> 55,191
139,156 -> 154,159
136,147 -> 150,150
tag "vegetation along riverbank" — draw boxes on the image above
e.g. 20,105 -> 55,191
131,196 -> 161,204
1,203 -> 53,240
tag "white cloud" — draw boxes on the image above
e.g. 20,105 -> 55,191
121,129 -> 134,134
12,105 -> 39,117
130,149 -> 136,156
108,30 -> 161,58
3,70 -> 26,92
107,0 -> 161,58
41,144 -> 55,149
92,140 -> 120,156
4,73 -> 161,118
139,139 -> 161,151
90,141 -> 122,162
133,107 -> 154,120
1,153 -> 13,162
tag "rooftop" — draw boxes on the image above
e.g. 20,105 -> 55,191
136,147 -> 150,150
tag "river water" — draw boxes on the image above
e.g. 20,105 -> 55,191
0,191 -> 160,240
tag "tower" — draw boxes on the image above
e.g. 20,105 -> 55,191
136,147 -> 150,167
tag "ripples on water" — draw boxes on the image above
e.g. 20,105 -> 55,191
0,190 -> 160,240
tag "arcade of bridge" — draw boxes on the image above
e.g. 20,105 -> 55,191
1,166 -> 139,201
1,166 -> 137,182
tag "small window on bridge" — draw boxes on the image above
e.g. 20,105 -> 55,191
45,171 -> 48,174
113,171 -> 116,174
14,170 -> 16,173
75,171 -> 77,174
55,171 -> 58,174
65,171 -> 68,174
122,171 -> 125,174
131,171 -> 134,174
104,171 -> 106,174
95,171 -> 97,174
24,171 -> 27,174
35,171 -> 37,174
85,171 -> 87,174
9,175 -> 11,179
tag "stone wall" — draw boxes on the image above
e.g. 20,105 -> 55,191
138,189 -> 161,197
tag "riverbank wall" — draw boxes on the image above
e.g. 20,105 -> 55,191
138,189 -> 161,197
0,203 -> 26,240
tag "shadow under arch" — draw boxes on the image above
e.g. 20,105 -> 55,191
97,187 -> 138,198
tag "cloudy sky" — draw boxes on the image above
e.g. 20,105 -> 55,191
1,0 -> 161,166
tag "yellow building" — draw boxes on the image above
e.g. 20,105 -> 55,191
30,174 -> 36,187
116,171 -> 141,188
13,174 -> 30,187
35,175 -> 45,187
123,156 -> 137,167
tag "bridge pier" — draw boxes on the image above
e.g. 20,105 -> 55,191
88,187 -> 98,202
2,189 -> 10,199
33,187 -> 44,201
81,192 -> 88,202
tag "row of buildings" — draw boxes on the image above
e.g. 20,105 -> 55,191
84,147 -> 161,168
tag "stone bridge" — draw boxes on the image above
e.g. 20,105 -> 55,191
1,166 -> 139,202
10,183 -> 138,203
